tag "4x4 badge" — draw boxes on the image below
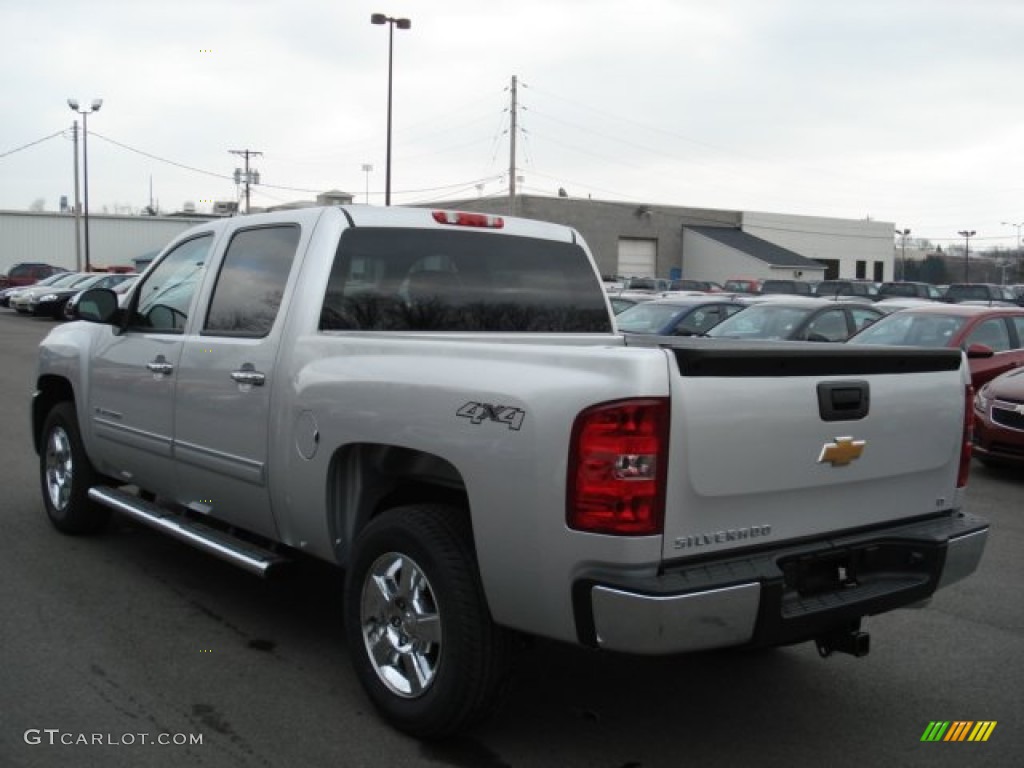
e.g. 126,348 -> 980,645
457,402 -> 526,431
818,436 -> 865,466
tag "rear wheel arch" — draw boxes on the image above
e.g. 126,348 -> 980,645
342,503 -> 514,737
327,443 -> 471,568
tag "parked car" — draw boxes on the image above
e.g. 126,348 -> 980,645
31,272 -> 137,319
722,278 -> 761,294
847,304 -> 1024,388
873,297 -> 939,314
943,283 -> 1017,305
615,296 -> 745,336
9,272 -> 86,313
705,297 -> 881,342
876,281 -> 944,300
1,272 -> 76,308
609,296 -> 638,314
602,276 -> 626,293
758,279 -> 813,296
814,279 -> 879,300
973,368 -> 1024,467
622,276 -> 670,293
63,275 -> 139,319
0,262 -> 67,290
667,279 -> 723,293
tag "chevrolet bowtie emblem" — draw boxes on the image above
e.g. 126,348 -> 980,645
818,436 -> 866,466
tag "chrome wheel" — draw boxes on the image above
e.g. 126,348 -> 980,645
44,425 -> 73,512
360,551 -> 442,698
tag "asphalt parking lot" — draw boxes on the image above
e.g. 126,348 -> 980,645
1,311 -> 1021,768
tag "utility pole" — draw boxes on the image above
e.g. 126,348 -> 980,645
958,229 -> 976,283
230,149 -> 262,214
71,121 -> 82,272
508,75 -> 518,216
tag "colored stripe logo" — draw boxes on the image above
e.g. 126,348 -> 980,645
921,721 -> 997,742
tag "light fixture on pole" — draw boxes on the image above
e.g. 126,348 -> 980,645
957,230 -> 976,283
361,163 -> 373,204
895,228 -> 910,282
67,98 -> 102,271
370,12 -> 411,206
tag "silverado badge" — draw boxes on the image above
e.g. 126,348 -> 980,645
818,436 -> 866,467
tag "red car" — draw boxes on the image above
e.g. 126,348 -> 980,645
847,304 -> 1024,388
973,368 -> 1024,467
0,262 -> 66,290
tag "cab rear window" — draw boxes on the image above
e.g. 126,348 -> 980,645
319,228 -> 612,333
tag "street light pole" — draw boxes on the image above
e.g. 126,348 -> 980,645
71,120 -> 82,272
68,98 -> 102,272
1001,221 -> 1023,283
371,12 -> 411,206
895,227 -> 910,281
361,163 -> 373,204
957,229 -> 976,283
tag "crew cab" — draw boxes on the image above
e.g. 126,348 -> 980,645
33,205 -> 988,738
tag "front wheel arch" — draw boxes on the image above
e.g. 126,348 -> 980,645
39,401 -> 109,535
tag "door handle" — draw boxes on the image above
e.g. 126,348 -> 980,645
231,363 -> 266,387
146,355 -> 174,375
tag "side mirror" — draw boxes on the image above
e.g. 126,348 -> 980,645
965,343 -> 994,359
75,288 -> 119,324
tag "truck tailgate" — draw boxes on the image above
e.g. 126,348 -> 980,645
659,341 -> 967,560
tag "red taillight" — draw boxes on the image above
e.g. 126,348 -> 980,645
957,384 -> 974,488
567,398 -> 669,536
431,210 -> 505,228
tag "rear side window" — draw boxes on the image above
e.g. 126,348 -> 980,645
965,318 -> 1010,352
1011,317 -> 1024,345
319,228 -> 612,332
203,225 -> 301,337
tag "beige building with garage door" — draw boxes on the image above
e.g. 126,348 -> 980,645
435,195 -> 894,284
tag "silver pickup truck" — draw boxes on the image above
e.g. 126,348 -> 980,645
34,205 -> 988,738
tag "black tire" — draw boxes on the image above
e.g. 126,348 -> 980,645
39,402 -> 110,535
343,504 -> 513,739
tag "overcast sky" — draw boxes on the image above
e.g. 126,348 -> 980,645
2,0 -> 1023,250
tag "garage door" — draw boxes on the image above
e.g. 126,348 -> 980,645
617,238 -> 657,277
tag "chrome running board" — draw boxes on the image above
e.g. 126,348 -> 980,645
88,486 -> 288,577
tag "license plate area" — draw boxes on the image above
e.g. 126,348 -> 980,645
780,540 -> 939,599
783,550 -> 861,597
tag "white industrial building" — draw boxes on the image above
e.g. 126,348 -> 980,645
0,210 -> 213,273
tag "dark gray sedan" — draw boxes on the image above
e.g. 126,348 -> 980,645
706,297 -> 883,342
615,296 -> 745,336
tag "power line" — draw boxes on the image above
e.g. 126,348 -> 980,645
0,129 -> 66,159
91,132 -> 233,181
395,174 -> 502,197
